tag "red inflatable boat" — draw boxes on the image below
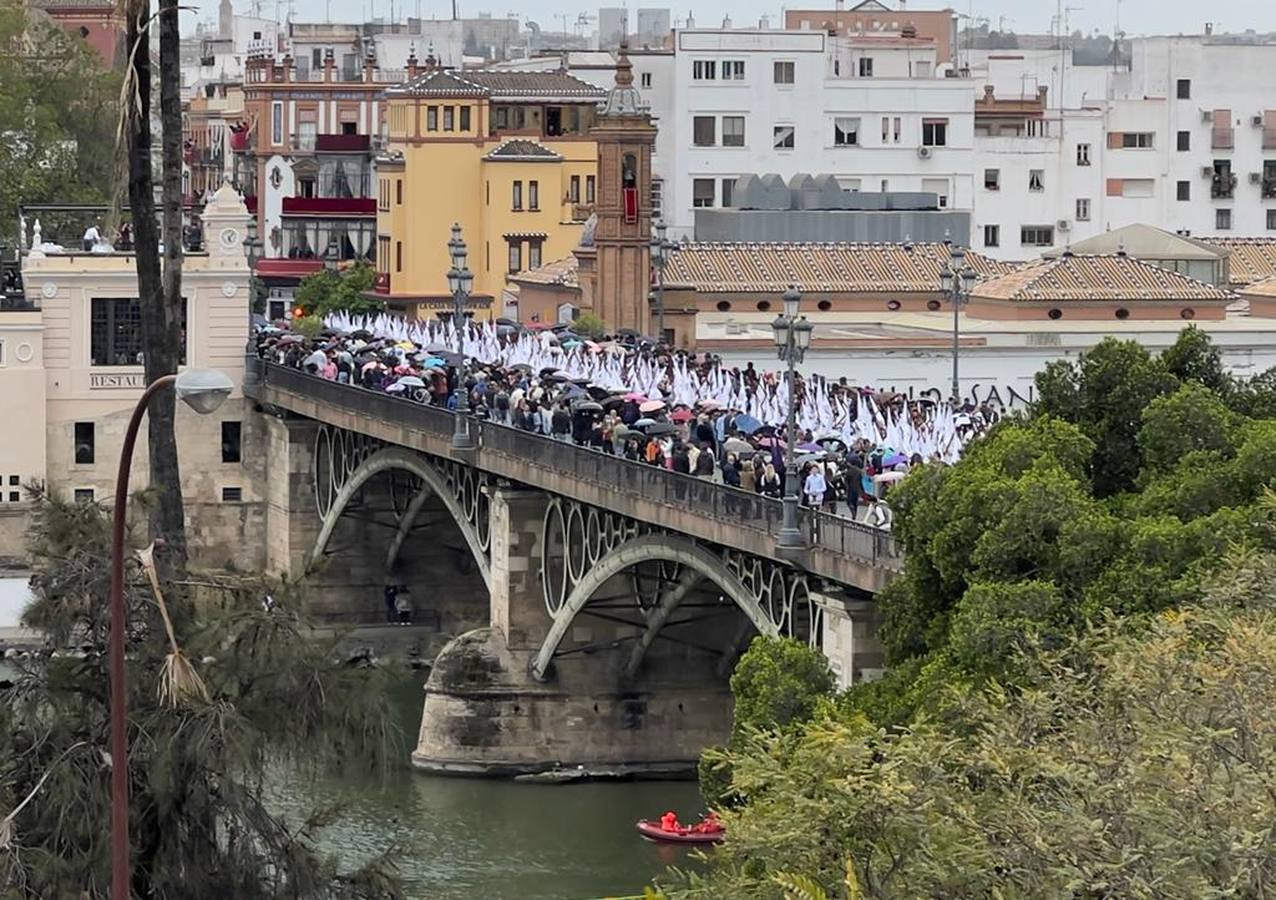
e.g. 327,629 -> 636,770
636,819 -> 725,844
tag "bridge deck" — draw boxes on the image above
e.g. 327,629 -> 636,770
245,359 -> 902,593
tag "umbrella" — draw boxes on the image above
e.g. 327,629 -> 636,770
795,451 -> 827,466
304,350 -> 326,368
817,436 -> 847,450
510,363 -> 533,373
361,361 -> 382,373
569,375 -> 591,385
351,329 -> 373,339
586,385 -> 613,400
723,437 -> 754,454
644,422 -> 678,436
734,414 -> 762,435
639,400 -> 666,413
883,452 -> 908,467
670,409 -> 694,423
697,399 -> 721,410
422,356 -> 446,367
496,324 -> 518,337
633,417 -> 657,428
396,375 -> 425,388
797,441 -> 824,453
495,317 -> 518,326
543,371 -> 568,383
573,400 -> 603,413
601,396 -> 624,410
385,382 -> 407,393
874,470 -> 907,485
755,436 -> 786,448
425,342 -> 450,354
623,392 -> 648,402
562,384 -> 586,400
279,333 -> 305,343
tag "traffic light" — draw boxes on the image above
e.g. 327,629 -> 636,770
292,306 -> 305,319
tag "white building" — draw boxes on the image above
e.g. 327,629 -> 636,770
631,27 -> 977,240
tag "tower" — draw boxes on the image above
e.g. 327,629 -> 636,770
578,43 -> 657,335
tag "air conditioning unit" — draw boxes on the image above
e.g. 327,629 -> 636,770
1251,172 -> 1263,184
1254,115 -> 1265,127
1202,109 -> 1214,123
1202,165 -> 1216,178
1057,219 -> 1071,231
917,145 -> 932,159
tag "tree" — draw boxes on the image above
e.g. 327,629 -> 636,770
0,2 -> 119,248
0,491 -> 404,898
1161,324 -> 1232,396
293,263 -> 383,318
571,312 -> 607,340
663,552 -> 1276,899
1137,381 -> 1237,475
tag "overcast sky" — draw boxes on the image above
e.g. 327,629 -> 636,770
194,0 -> 1276,39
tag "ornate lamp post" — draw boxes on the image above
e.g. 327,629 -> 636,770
649,218 -> 673,343
108,368 -> 234,900
771,285 -> 814,556
938,241 -> 977,403
446,223 -> 476,452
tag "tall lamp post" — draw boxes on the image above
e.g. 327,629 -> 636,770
650,218 -> 673,343
446,223 -> 476,452
771,285 -> 814,556
938,242 -> 976,403
108,368 -> 234,900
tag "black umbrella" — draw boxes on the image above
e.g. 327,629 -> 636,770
495,317 -> 518,326
573,400 -> 603,413
643,421 -> 678,436
586,385 -> 612,400
601,396 -> 624,409
510,363 -> 533,374
351,329 -> 373,339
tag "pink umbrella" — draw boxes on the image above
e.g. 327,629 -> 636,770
670,409 -> 694,423
755,436 -> 786,448
639,400 -> 666,414
624,392 -> 648,401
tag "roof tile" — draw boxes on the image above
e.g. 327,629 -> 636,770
972,253 -> 1233,302
1201,237 -> 1276,286
389,68 -> 606,101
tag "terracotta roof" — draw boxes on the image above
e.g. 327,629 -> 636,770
972,253 -> 1234,303
1201,237 -> 1276,286
484,139 -> 563,161
389,68 -> 606,101
1239,275 -> 1276,298
660,242 -> 1015,294
31,0 -> 115,8
509,255 -> 580,288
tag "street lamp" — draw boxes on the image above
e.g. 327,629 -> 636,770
650,218 -> 673,344
938,241 -> 977,403
446,222 -> 476,452
108,368 -> 234,900
771,284 -> 814,557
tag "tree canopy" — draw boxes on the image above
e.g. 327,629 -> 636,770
293,263 -> 383,318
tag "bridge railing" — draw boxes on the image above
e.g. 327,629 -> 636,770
249,359 -> 902,571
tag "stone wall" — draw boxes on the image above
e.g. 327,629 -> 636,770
818,594 -> 885,688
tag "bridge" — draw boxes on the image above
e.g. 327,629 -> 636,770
245,358 -> 901,775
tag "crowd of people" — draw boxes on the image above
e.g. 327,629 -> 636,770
255,312 -> 1001,528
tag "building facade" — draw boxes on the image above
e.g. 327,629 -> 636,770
0,185 -> 262,569
31,0 -> 125,69
373,62 -> 604,317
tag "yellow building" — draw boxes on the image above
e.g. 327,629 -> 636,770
373,58 -> 605,318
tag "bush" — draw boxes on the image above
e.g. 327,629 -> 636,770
291,314 -> 324,338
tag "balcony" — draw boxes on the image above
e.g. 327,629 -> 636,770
255,258 -> 325,279
229,129 -> 251,151
1212,127 -> 1235,150
1211,174 -> 1237,199
281,197 -> 377,216
315,133 -> 370,152
1264,178 -> 1276,200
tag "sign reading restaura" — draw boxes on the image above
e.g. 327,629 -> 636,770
89,372 -> 146,390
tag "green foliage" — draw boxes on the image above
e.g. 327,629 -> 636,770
1,491 -> 404,898
1137,381 -> 1237,474
665,554 -> 1276,899
1162,323 -> 1233,395
571,312 -> 607,340
1230,365 -> 1276,419
0,3 -> 120,247
291,314 -> 325,339
293,263 -> 382,318
729,636 -> 834,739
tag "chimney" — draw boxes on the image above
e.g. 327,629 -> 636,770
407,42 -> 419,78
363,49 -> 376,83
282,52 -> 294,82
722,15 -> 731,29
323,47 -> 335,83
686,11 -> 695,29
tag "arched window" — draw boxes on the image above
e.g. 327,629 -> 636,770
622,153 -> 638,224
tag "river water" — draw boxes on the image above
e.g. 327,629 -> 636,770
272,674 -> 707,900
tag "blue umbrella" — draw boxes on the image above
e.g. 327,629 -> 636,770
423,356 -> 446,367
735,414 -> 763,435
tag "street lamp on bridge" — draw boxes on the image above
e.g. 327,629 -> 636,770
771,284 -> 814,558
938,240 -> 977,404
650,218 -> 674,343
446,223 -> 476,453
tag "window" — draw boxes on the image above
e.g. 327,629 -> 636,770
641,72 -> 652,88
692,178 -> 715,208
528,180 -> 539,210
722,116 -> 745,147
1021,225 -> 1054,246
569,175 -> 581,203
1213,159 -> 1235,198
395,241 -> 402,272
651,178 -> 663,217
1076,142 -> 1091,165
1217,208 -> 1232,230
1177,130 -> 1191,151
378,178 -> 389,210
721,178 -> 735,207
984,168 -> 1000,190
1121,132 -> 1154,148
773,61 -> 795,84
585,175 -> 595,203
1028,169 -> 1045,191
1076,198 -> 1091,221
722,60 -> 745,80
692,60 -> 716,80
1267,209 -> 1276,231
91,298 -> 185,367
74,422 -> 94,465
858,57 -> 873,77
773,125 -> 795,149
528,240 -> 542,269
220,421 -> 241,463
833,116 -> 859,147
271,101 -> 282,145
377,235 -> 390,271
893,117 -> 901,142
921,118 -> 948,147
221,486 -> 243,503
442,106 -> 454,131
1120,179 -> 1154,198
427,106 -> 438,131
74,488 -> 95,504
512,180 -> 522,210
459,106 -> 471,131
693,115 -> 716,146
396,180 -> 402,205
1177,78 -> 1191,99
1177,180 -> 1191,201
881,116 -> 890,142
507,240 -> 522,273
921,177 -> 948,208
983,224 -> 1000,247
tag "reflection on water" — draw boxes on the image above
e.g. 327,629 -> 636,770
270,675 -> 707,900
